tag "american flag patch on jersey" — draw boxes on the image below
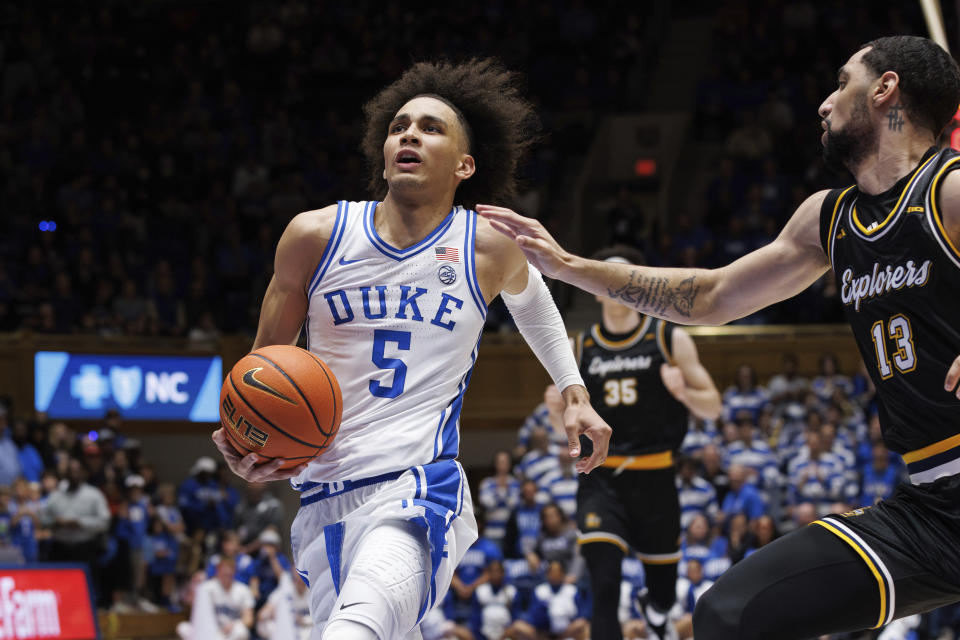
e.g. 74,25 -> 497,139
435,247 -> 460,262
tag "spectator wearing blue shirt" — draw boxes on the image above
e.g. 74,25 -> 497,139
680,417 -> 721,458
448,511 -> 504,625
9,486 -> 38,563
505,560 -> 590,640
719,464 -> 766,526
516,427 -> 561,493
786,431 -> 846,514
178,456 -> 230,535
677,456 -> 719,530
723,417 -> 781,489
472,560 -> 520,640
205,530 -> 255,585
477,450 -> 520,547
679,513 -> 730,581
860,441 -> 904,506
722,364 -> 769,424
810,353 -> 853,404
672,558 -> 714,638
547,455 -> 578,520
154,483 -> 185,539
124,475 -> 151,597
503,480 -> 546,560
249,526 -> 291,609
10,419 -> 43,483
144,516 -> 179,608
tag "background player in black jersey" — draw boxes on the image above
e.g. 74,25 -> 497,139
577,245 -> 721,640
480,35 -> 960,639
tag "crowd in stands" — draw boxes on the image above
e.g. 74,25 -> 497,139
3,1 -> 941,339
0,0 -> 656,338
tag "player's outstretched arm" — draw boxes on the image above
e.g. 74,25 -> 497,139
212,205 -> 338,483
477,217 -> 611,472
477,194 -> 832,326
660,327 -> 722,420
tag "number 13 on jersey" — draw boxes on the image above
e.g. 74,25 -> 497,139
871,314 -> 917,379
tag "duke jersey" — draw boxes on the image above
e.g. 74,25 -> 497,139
296,200 -> 486,483
820,147 -> 960,465
577,317 -> 688,456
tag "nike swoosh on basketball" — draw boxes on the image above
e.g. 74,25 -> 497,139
242,368 -> 298,405
339,256 -> 363,265
339,602 -> 371,610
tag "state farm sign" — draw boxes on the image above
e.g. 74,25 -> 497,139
0,567 -> 97,639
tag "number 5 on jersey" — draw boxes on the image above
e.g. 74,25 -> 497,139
370,329 -> 410,398
871,314 -> 916,379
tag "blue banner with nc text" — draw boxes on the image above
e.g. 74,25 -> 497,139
35,351 -> 223,422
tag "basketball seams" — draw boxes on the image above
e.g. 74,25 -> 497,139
250,352 -> 334,440
227,372 -> 326,449
301,349 -> 342,440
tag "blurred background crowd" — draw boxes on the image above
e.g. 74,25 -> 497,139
1,0 -> 944,337
2,0 -> 959,638
2,350 -> 957,638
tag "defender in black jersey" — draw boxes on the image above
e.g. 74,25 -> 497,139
479,36 -> 960,639
576,246 -> 721,640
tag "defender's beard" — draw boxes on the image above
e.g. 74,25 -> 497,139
823,91 -> 877,174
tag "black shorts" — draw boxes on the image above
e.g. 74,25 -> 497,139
815,473 -> 960,623
576,466 -> 680,562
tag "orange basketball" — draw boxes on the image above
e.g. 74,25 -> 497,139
219,345 -> 342,470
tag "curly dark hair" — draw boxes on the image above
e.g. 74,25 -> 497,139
361,58 -> 541,209
860,36 -> 960,135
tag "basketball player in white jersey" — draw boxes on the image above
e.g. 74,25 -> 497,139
211,59 -> 611,640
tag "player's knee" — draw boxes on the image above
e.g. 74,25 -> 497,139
692,585 -> 742,640
331,521 -> 430,638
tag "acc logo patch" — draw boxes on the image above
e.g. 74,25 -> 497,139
585,512 -> 602,529
438,265 -> 457,285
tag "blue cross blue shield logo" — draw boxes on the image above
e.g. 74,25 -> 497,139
109,366 -> 143,410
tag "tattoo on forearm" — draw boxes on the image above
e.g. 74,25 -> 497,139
606,271 -> 700,317
887,104 -> 904,132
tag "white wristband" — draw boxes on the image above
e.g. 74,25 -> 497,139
501,264 -> 584,393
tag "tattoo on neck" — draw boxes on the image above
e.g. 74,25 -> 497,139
887,104 -> 904,132
606,271 -> 699,317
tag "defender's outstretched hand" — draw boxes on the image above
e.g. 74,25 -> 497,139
476,204 -> 572,280
212,428 -> 307,482
560,385 -> 612,474
946,355 -> 960,399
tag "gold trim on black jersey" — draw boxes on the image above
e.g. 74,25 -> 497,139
827,185 -> 857,267
590,315 -> 652,350
850,153 -> 940,238
928,156 -> 960,268
655,320 -> 674,366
